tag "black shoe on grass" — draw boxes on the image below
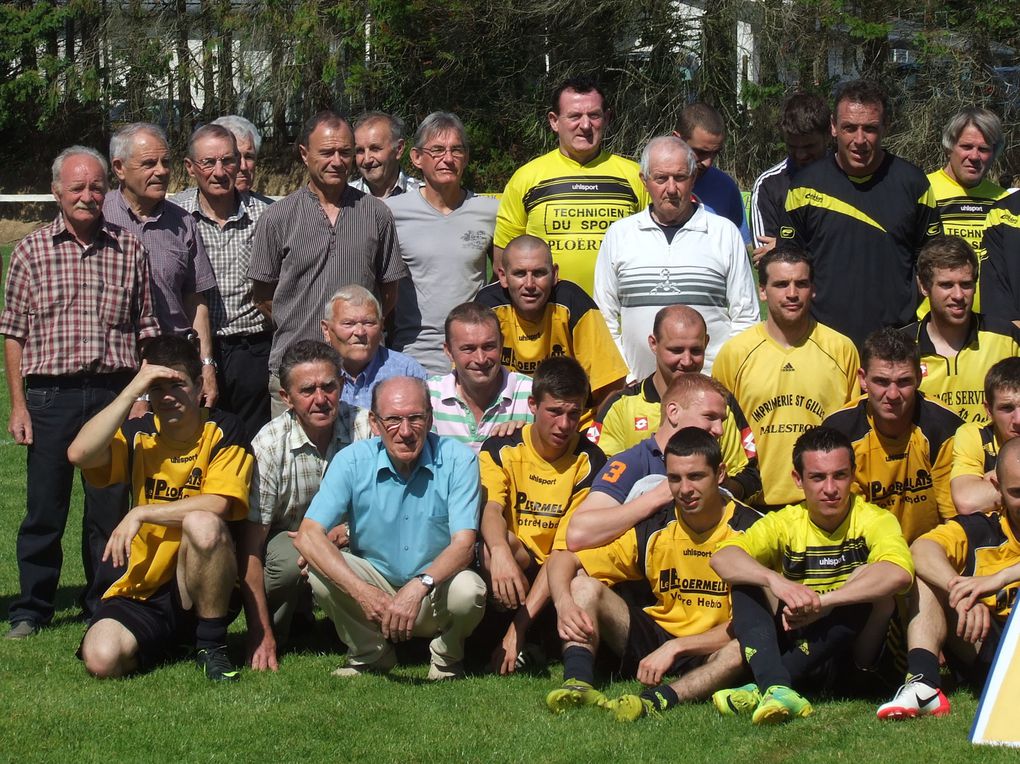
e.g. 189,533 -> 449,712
196,645 -> 240,682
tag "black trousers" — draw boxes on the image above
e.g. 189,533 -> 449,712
9,373 -> 130,625
215,331 -> 272,443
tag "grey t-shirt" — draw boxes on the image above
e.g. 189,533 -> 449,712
385,189 -> 499,374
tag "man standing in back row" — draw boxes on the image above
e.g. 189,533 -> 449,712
494,76 -> 649,296
248,110 -> 408,411
781,80 -> 941,347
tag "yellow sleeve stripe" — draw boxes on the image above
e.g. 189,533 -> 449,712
785,187 -> 887,233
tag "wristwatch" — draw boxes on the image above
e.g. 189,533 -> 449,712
416,574 -> 435,594
201,357 -> 217,369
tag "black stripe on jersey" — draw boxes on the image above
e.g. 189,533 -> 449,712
953,512 -> 1008,577
979,422 -> 998,474
782,537 -> 870,581
937,196 -> 998,221
475,280 -> 602,339
824,394 -> 960,458
480,429 -> 525,468
522,176 -> 640,213
592,377 -> 647,426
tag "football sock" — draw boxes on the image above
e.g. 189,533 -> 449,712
562,645 -> 596,685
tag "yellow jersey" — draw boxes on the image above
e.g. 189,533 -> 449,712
578,499 -> 761,638
479,423 -> 606,563
494,149 -> 650,294
951,420 -> 1000,480
712,321 -> 859,506
84,410 -> 253,601
922,511 -> 1020,620
902,314 -> 1020,425
719,494 -> 914,594
823,395 -> 962,543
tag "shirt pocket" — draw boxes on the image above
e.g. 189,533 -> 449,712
96,283 -> 131,327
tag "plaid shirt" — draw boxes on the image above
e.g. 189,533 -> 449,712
428,368 -> 534,454
103,189 -> 217,335
170,188 -> 270,338
0,215 -> 159,375
248,403 -> 372,532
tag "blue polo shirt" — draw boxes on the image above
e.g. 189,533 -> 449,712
592,436 -> 666,503
305,432 -> 480,586
340,346 -> 428,410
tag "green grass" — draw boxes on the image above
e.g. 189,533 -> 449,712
0,243 -> 1015,762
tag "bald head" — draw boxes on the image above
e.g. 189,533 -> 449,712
653,305 -> 707,341
649,305 -> 709,379
498,235 -> 558,321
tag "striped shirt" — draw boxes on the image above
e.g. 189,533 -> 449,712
248,404 -> 372,532
169,187 -> 271,338
0,215 -> 160,375
103,189 -> 217,335
247,184 -> 408,370
428,368 -> 534,454
349,171 -> 422,198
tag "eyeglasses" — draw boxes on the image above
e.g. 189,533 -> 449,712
194,156 -> 238,171
419,145 -> 467,159
373,412 -> 429,431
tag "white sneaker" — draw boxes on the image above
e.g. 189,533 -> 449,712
876,675 -> 951,720
427,661 -> 464,681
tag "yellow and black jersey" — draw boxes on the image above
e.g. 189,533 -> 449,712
713,321 -> 859,506
951,420 -> 1000,480
823,394 -> 962,543
901,314 -> 1020,424
479,423 -> 606,563
84,409 -> 254,601
782,152 -> 941,347
589,374 -> 761,499
719,494 -> 914,594
921,511 -> 1020,620
980,193 -> 1020,323
919,169 -> 1006,317
493,150 -> 650,294
577,499 -> 761,637
474,279 -> 629,393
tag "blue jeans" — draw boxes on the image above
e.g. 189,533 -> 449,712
8,373 -> 130,626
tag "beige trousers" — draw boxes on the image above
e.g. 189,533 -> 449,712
309,553 -> 486,668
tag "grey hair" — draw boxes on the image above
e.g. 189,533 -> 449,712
353,111 -> 406,145
187,124 -> 237,161
639,135 -> 697,177
942,107 -> 1004,162
324,284 -> 382,320
370,375 -> 433,416
109,122 -> 168,162
52,146 -> 108,187
212,115 -> 262,154
413,112 -> 468,150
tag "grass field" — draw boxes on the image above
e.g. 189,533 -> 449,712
0,244 -> 1016,763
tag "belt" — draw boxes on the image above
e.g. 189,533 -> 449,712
218,330 -> 273,346
25,371 -> 134,389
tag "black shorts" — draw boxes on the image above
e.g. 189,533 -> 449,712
619,606 -> 707,679
84,579 -> 196,671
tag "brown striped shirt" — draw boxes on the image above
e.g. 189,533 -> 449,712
247,184 -> 407,369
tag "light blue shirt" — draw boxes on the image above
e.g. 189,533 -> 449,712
305,432 -> 480,586
340,346 -> 428,409
694,166 -> 751,244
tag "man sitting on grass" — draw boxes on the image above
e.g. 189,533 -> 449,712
877,435 -> 1020,720
544,427 -> 760,721
710,427 -> 914,724
479,356 -> 606,673
71,335 -> 254,681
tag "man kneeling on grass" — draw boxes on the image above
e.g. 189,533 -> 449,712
544,427 -> 760,720
710,427 -> 914,724
71,335 -> 254,681
877,435 -> 1020,720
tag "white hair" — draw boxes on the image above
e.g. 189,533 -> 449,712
52,146 -> 108,187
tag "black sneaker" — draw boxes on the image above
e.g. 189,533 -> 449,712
196,645 -> 240,682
